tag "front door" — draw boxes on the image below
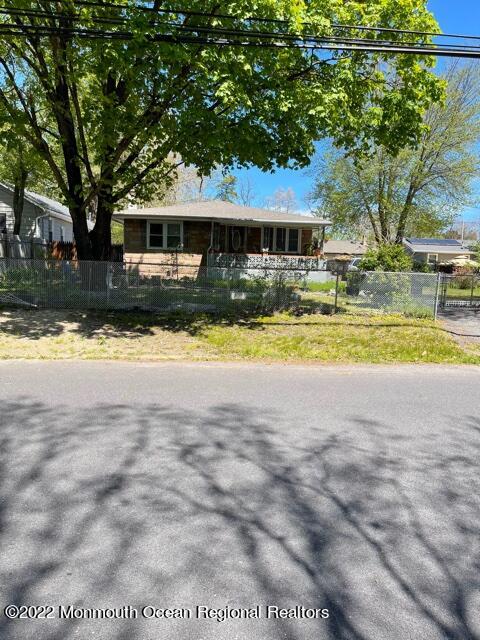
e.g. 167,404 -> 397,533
227,226 -> 246,253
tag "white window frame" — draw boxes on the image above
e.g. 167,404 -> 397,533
261,227 -> 302,254
147,220 -> 184,250
427,253 -> 438,265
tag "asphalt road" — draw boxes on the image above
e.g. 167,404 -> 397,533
1,361 -> 480,640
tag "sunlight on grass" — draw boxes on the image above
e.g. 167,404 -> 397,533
0,308 -> 478,365
202,313 -> 480,364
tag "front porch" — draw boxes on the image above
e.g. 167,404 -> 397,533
209,222 -> 323,257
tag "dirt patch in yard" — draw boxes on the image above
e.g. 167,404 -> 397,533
1,307 -> 479,365
0,308 -> 216,361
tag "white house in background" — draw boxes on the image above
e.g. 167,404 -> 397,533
402,237 -> 475,266
0,182 -> 75,242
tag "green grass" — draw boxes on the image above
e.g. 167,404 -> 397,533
444,286 -> 480,299
306,280 -> 345,292
201,312 -> 480,364
1,308 -> 477,365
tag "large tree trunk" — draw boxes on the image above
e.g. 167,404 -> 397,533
12,168 -> 28,235
395,186 -> 416,244
89,200 -> 113,261
51,30 -> 93,260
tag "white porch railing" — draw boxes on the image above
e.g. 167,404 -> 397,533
207,253 -> 324,271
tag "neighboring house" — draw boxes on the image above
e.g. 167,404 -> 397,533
114,201 -> 331,271
0,182 -> 75,242
403,238 -> 475,266
323,240 -> 367,260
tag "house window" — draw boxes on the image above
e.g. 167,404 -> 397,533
275,227 -> 286,252
59,226 -> 65,242
48,218 -> 53,242
427,253 -> 438,265
0,214 -> 6,233
147,220 -> 183,250
288,228 -> 299,253
262,227 -> 301,254
263,227 -> 274,252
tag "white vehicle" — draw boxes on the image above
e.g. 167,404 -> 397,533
348,257 -> 363,271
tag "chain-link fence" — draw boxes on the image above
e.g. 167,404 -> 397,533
0,258 -> 440,317
340,271 -> 439,316
0,258 -> 302,313
439,273 -> 480,308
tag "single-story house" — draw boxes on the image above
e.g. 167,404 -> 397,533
0,182 -> 75,241
323,240 -> 367,260
403,238 -> 475,266
114,200 -> 331,273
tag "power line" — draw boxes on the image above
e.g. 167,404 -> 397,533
0,5 -> 479,58
3,1 -> 480,45
1,22 -> 480,58
65,0 -> 480,43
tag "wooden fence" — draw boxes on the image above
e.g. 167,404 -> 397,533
0,234 -> 123,261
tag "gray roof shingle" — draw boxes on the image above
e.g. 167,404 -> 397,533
324,240 -> 367,255
114,200 -> 330,226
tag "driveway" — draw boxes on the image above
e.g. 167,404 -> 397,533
1,362 -> 480,640
439,307 -> 480,346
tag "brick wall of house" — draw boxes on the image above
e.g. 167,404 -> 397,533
123,219 -> 317,275
124,219 -> 211,254
124,252 -> 203,278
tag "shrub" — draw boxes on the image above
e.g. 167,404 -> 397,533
413,261 -> 434,273
359,244 -> 413,273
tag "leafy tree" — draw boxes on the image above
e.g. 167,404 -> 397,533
0,0 -> 442,258
310,63 -> 480,245
0,137 -> 60,235
215,174 -> 238,203
359,244 -> 413,272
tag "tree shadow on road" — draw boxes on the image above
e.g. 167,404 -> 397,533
0,401 -> 479,640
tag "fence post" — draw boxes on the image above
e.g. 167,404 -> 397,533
334,273 -> 340,314
434,272 -> 441,320
471,274 -> 475,307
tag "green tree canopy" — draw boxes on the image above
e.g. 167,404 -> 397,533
309,63 -> 480,245
0,0 -> 442,258
359,244 -> 413,272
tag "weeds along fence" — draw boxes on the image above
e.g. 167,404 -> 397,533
0,258 -> 301,313
341,271 -> 439,317
0,258 -> 440,316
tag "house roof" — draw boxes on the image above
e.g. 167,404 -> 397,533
403,237 -> 473,254
0,182 -> 94,229
114,200 -> 330,227
324,240 -> 367,255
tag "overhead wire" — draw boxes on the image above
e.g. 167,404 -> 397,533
0,2 -> 478,58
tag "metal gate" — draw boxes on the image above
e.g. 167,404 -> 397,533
439,273 -> 480,308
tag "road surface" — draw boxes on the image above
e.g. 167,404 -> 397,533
1,361 -> 480,640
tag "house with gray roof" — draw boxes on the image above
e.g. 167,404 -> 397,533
402,238 -> 475,266
323,239 -> 367,260
0,182 -> 75,242
114,200 -> 330,270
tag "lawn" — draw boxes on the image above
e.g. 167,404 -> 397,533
0,307 -> 479,364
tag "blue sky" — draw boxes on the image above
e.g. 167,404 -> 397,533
233,0 -> 480,223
